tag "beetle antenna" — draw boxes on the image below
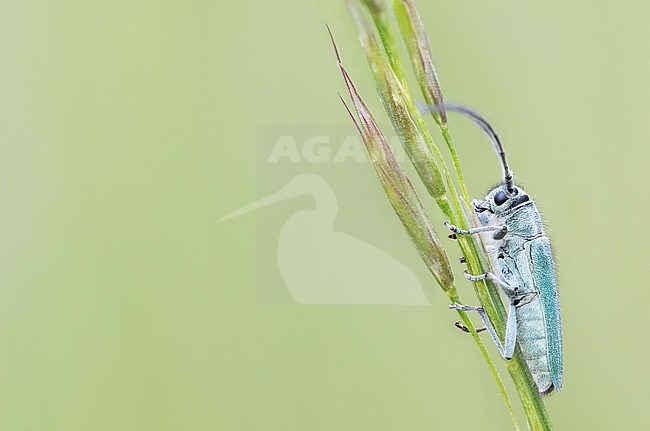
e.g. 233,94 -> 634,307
419,102 -> 514,193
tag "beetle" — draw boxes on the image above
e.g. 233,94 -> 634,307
422,102 -> 563,394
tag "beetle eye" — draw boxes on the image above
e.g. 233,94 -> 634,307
494,191 -> 508,206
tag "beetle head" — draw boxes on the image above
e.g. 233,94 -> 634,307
473,184 -> 530,216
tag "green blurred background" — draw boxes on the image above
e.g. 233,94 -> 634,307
1,1 -> 649,429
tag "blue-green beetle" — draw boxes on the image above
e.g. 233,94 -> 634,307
422,102 -> 563,394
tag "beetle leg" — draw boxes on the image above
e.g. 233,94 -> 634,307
450,303 -> 507,356
445,222 -> 507,237
450,303 -> 517,360
503,303 -> 518,359
454,321 -> 486,333
463,270 -> 517,295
